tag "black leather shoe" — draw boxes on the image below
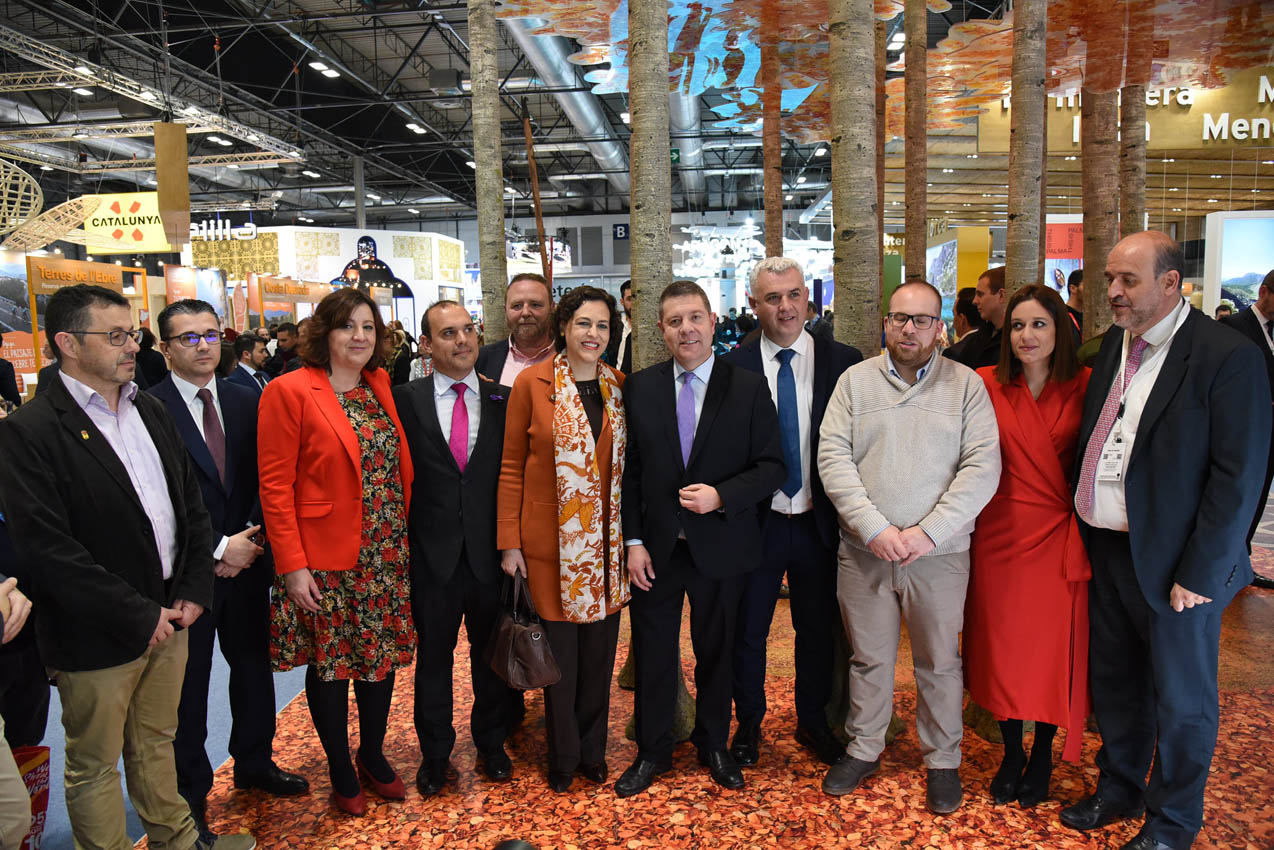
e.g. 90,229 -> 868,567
794,724 -> 845,766
989,749 -> 1025,804
1016,757 -> 1052,808
1120,833 -> 1174,850
822,756 -> 879,796
548,770 -> 574,792
697,749 -> 744,790
614,757 -> 672,798
476,747 -> 513,782
232,764 -> 310,796
729,723 -> 760,767
577,762 -> 608,783
926,768 -> 964,814
1059,794 -> 1145,831
415,759 -> 454,797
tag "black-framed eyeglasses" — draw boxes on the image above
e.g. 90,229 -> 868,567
75,329 -> 143,346
164,331 -> 223,347
885,312 -> 939,330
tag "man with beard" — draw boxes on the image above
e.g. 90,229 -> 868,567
817,281 -> 1000,814
476,274 -> 555,386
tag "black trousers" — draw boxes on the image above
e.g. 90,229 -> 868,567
411,555 -> 511,760
1088,529 -> 1223,850
175,568 -> 277,805
0,636 -> 49,747
542,614 -> 621,773
631,540 -> 743,760
731,511 -> 837,732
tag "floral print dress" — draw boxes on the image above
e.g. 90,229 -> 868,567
269,381 -> 415,682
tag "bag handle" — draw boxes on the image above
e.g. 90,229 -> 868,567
504,571 -> 542,623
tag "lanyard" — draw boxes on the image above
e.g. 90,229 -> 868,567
1113,299 -> 1188,431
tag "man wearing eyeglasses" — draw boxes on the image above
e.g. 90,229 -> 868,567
0,285 -> 255,849
817,281 -> 1000,815
149,300 -> 307,840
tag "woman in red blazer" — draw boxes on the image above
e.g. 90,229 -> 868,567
258,287 -> 415,816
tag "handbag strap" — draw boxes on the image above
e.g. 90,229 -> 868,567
511,572 -> 542,622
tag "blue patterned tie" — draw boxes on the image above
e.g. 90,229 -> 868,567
776,348 -> 801,498
677,371 -> 696,466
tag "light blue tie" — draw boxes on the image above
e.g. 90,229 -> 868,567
776,349 -> 801,498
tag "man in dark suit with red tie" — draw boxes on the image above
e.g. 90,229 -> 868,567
225,333 -> 270,396
393,300 -> 515,796
722,258 -> 861,768
149,300 -> 308,838
1062,232 -> 1270,850
616,280 -> 786,797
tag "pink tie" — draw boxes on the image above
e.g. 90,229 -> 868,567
1076,336 -> 1149,521
449,383 -> 468,473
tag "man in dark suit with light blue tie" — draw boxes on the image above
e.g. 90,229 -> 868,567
148,300 -> 308,837
723,258 -> 862,769
225,334 -> 270,396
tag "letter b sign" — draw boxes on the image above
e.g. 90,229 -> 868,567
613,223 -> 630,241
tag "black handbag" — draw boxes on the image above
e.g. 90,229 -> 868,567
485,573 -> 561,689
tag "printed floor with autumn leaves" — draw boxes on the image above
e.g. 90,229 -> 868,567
133,576 -> 1274,850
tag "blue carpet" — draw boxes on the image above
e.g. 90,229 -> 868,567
37,638 -> 306,850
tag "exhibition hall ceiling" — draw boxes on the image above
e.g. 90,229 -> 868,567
0,0 -> 1269,236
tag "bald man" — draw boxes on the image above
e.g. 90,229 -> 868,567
1062,231 -> 1271,850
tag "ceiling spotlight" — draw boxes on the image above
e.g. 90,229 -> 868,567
228,164 -> 239,169
466,160 -> 477,169
54,248 -> 62,254
1172,208 -> 1183,211
287,150 -> 303,157
1210,174 -> 1222,178
207,135 -> 223,143
505,186 -> 516,194
941,168 -> 954,173
366,193 -> 381,200
784,194 -> 793,201
146,178 -> 157,185
1163,158 -> 1176,163
1169,187 -> 1180,191
796,175 -> 807,184
114,260 -> 122,266
1064,155 -> 1077,161
408,208 -> 420,214
321,69 -> 340,79
308,61 -> 330,71
620,111 -> 631,124
74,64 -> 92,75
966,154 -> 978,159
71,129 -> 88,138
182,105 -> 200,115
139,90 -> 157,101
245,133 -> 259,141
814,148 -> 827,157
1207,198 -> 1218,203
39,165 -> 52,171
72,87 -> 93,96
302,169 -> 320,178
745,216 -> 754,225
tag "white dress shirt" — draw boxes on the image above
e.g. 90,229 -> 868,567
170,372 -> 233,560
1085,297 -> 1190,531
237,362 -> 267,387
433,368 -> 481,460
760,330 -> 814,514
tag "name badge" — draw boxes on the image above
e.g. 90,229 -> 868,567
1097,440 -> 1125,482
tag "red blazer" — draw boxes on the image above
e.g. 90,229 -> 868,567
258,365 -> 413,575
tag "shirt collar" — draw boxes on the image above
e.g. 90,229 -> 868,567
883,348 -> 938,383
170,371 -> 217,407
1252,302 -> 1271,327
673,354 -> 715,386
433,368 -> 479,398
239,362 -> 259,377
759,329 -> 812,363
507,336 -> 554,364
59,369 -> 138,410
1136,297 -> 1188,349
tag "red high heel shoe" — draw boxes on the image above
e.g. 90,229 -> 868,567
357,755 -> 407,800
330,788 -> 367,816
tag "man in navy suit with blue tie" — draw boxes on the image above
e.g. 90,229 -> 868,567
723,258 -> 861,768
225,334 -> 270,396
149,300 -> 307,838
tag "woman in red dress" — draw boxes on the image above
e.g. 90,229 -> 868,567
965,284 -> 1091,808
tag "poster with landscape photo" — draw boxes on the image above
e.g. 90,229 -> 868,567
1220,217 -> 1274,310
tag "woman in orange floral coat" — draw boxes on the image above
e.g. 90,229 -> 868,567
497,285 -> 629,794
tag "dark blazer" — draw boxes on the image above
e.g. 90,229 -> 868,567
0,374 -> 214,671
944,326 -> 1002,370
622,357 -> 786,578
225,363 -> 266,395
723,332 -> 863,550
0,358 -> 19,407
135,348 -> 169,388
1076,308 -> 1271,612
393,374 -> 510,585
147,376 -> 267,564
475,339 -> 509,383
1219,307 -> 1274,396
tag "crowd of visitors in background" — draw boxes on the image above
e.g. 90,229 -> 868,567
0,232 -> 1270,850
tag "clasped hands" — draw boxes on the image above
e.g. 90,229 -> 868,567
869,525 -> 934,566
214,525 -> 265,579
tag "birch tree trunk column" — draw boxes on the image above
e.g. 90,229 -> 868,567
761,2 -> 783,258
628,0 -> 673,371
904,0 -> 927,281
1082,89 -> 1119,337
829,0 -> 880,355
468,0 -> 508,342
1119,86 -> 1147,237
876,20 -> 886,285
1005,0 -> 1046,295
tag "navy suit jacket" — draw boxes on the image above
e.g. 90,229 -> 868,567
1076,308 -> 1271,612
148,376 -> 271,588
475,339 -> 509,383
723,332 -> 862,550
225,363 -> 265,396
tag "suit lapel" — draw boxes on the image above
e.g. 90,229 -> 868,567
472,378 -> 505,461
654,360 -> 685,474
216,378 -> 241,496
1129,311 -> 1194,467
687,359 -> 729,469
1079,330 -> 1123,451
408,377 -> 452,466
309,368 -> 361,470
155,379 -> 222,490
811,334 -> 832,435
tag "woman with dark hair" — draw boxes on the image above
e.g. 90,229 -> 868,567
497,285 -> 629,792
258,287 -> 415,816
964,283 -> 1091,808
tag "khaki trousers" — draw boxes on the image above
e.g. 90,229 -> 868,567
0,715 -> 30,850
837,545 -> 969,769
54,629 -> 198,850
